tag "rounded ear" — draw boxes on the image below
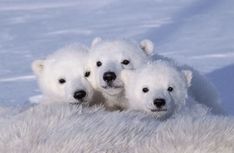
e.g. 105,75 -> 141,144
91,37 -> 103,47
139,39 -> 154,55
32,60 -> 45,76
182,70 -> 193,87
121,69 -> 135,84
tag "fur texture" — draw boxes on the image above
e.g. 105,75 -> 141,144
0,104 -> 233,153
32,44 -> 104,106
87,38 -> 148,110
150,50 -> 225,114
121,61 -> 193,119
88,38 -> 225,114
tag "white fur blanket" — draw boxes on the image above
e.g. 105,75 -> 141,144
0,104 -> 233,153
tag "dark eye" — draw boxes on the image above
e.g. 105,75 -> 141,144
59,78 -> 66,84
121,59 -> 130,65
168,87 -> 173,92
142,87 -> 149,93
84,71 -> 91,77
96,61 -> 102,67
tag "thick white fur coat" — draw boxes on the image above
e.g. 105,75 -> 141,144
0,104 -> 233,153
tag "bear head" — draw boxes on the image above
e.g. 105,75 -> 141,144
121,61 -> 192,119
86,37 -> 153,97
32,44 -> 93,105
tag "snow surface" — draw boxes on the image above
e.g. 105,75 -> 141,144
0,0 -> 233,114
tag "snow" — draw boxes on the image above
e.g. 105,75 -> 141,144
0,0 -> 233,114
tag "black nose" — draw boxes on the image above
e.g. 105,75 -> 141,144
153,98 -> 166,108
103,71 -> 116,82
73,90 -> 86,100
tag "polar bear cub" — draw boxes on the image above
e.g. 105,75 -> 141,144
121,61 -> 195,119
141,39 -> 225,114
32,44 -> 95,105
87,38 -> 148,110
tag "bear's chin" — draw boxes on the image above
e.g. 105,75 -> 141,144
147,109 -> 170,120
101,87 -> 123,96
66,97 -> 90,105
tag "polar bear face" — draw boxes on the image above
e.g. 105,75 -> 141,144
121,61 -> 192,119
87,38 -> 150,97
32,45 -> 93,104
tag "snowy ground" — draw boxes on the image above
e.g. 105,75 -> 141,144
0,0 -> 233,114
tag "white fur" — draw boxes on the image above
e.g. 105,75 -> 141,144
32,44 -> 96,105
87,38 -> 148,110
121,61 -> 194,119
0,104 -> 233,153
88,38 -> 225,114
143,41 -> 225,114
180,64 -> 225,114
